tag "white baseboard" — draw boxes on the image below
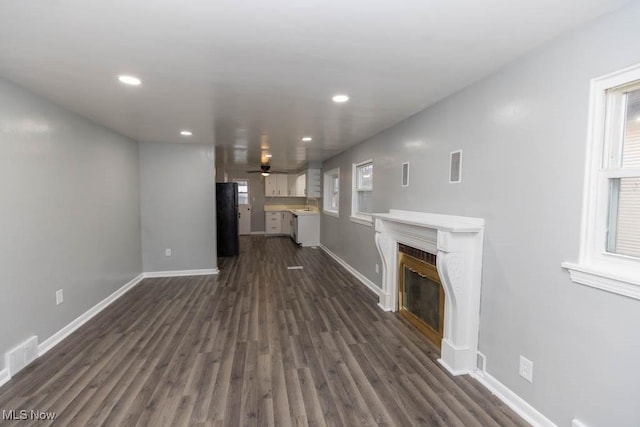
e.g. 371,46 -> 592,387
143,268 -> 219,278
3,268 -> 220,386
250,231 -> 265,235
38,273 -> 145,357
471,369 -> 556,427
0,368 -> 10,388
319,245 -> 381,297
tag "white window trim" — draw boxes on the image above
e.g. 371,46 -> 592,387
323,167 -> 340,217
562,63 -> 640,300
350,159 -> 373,226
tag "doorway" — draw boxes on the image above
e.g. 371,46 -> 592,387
234,179 -> 251,235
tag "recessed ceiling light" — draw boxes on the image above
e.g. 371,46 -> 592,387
180,130 -> 193,136
118,75 -> 142,86
265,154 -> 273,158
332,94 -> 349,103
301,136 -> 313,142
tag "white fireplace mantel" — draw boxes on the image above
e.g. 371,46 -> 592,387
373,209 -> 485,376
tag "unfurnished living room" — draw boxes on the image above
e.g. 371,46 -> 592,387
1,1 -> 640,426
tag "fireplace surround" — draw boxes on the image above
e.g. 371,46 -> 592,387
373,209 -> 485,376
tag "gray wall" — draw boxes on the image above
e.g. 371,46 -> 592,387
0,78 -> 142,371
140,142 -> 217,272
221,168 -> 309,233
321,2 -> 640,426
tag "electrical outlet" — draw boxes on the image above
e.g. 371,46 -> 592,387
56,289 -> 64,305
375,263 -> 380,274
165,248 -> 172,256
519,355 -> 533,382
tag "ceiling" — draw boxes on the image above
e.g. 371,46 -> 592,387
0,0 -> 629,171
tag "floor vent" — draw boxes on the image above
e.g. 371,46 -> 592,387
6,336 -> 38,376
287,266 -> 304,270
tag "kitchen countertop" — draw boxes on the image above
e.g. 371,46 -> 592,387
264,205 -> 320,215
291,209 -> 320,216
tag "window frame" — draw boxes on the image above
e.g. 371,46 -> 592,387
350,159 -> 374,226
562,63 -> 640,300
233,179 -> 250,205
323,168 -> 340,217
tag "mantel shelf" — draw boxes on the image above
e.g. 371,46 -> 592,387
372,209 -> 484,233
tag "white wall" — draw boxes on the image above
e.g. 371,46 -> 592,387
0,77 -> 142,371
321,2 -> 640,426
140,141 -> 217,272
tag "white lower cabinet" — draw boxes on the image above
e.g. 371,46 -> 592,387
265,210 -> 318,245
294,214 -> 320,246
265,212 -> 282,235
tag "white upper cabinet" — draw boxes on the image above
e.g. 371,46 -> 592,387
265,174 -> 289,197
287,174 -> 298,196
295,173 -> 306,197
264,169 -> 320,198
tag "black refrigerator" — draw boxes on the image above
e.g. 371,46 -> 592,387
216,182 -> 239,257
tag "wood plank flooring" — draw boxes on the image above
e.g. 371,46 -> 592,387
0,236 -> 528,426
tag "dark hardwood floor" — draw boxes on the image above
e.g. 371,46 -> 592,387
0,235 -> 527,426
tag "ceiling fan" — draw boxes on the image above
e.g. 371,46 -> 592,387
246,163 -> 287,176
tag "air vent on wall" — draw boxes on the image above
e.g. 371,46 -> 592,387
401,162 -> 409,187
450,150 -> 462,183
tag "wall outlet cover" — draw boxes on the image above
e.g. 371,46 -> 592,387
519,355 -> 533,382
165,248 -> 172,256
56,289 -> 64,305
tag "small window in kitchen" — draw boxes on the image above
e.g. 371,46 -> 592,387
234,179 -> 249,205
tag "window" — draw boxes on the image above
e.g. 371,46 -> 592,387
351,160 -> 373,226
323,168 -> 340,217
234,179 -> 249,205
563,64 -> 640,300
605,87 -> 640,258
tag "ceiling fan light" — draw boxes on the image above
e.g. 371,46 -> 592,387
261,172 -> 270,177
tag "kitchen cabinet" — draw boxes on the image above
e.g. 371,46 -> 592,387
265,211 -> 282,235
294,213 -> 320,246
295,174 -> 306,196
265,170 -> 319,198
264,174 -> 288,197
288,173 -> 306,197
287,175 -> 298,196
281,211 -> 292,236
